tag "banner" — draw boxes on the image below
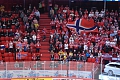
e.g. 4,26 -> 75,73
0,70 -> 92,79
12,78 -> 52,80
35,78 -> 52,80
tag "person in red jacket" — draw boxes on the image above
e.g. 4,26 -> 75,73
35,41 -> 41,53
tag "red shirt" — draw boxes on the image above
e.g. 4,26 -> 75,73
37,34 -> 41,40
54,53 -> 59,60
36,43 -> 41,48
30,43 -> 34,49
69,44 -> 73,48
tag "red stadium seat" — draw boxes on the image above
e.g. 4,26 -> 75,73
87,58 -> 92,62
11,25 -> 15,29
8,53 -> 13,57
27,53 -> 32,57
5,36 -> 10,41
0,53 -> 2,56
9,57 -> 14,62
91,58 -> 96,63
0,57 -> 2,60
5,57 -> 10,62
4,53 -> 9,57
1,18 -> 5,21
1,37 -> 5,41
0,49 -> 5,54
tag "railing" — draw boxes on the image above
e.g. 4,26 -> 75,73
0,61 -> 99,79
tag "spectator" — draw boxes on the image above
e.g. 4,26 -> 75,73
39,2 -> 42,12
32,54 -> 36,61
9,41 -> 13,52
23,15 -> 28,24
34,10 -> 40,21
32,34 -> 37,44
50,8 -> 54,20
42,27 -> 47,41
36,54 -> 40,61
35,41 -> 41,53
51,53 -> 54,61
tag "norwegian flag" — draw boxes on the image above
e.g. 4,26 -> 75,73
66,18 -> 98,34
16,52 -> 28,59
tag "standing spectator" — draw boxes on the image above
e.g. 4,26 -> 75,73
34,10 -> 40,22
42,1 -> 45,13
29,4 -> 32,11
32,34 -> 37,44
20,11 -> 25,20
50,8 -> 54,20
35,41 -> 41,53
9,41 -> 13,52
39,2 -> 42,12
23,15 -> 28,24
42,27 -> 47,41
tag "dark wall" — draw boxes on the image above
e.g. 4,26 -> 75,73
0,0 -> 119,11
0,0 -> 47,11
54,0 -> 119,11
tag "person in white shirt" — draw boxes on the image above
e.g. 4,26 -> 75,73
64,43 -> 68,52
95,10 -> 99,17
32,34 -> 37,44
69,35 -> 74,44
98,51 -> 102,57
84,43 -> 88,51
9,41 -> 13,52
105,40 -> 110,46
24,37 -> 28,42
34,10 -> 40,21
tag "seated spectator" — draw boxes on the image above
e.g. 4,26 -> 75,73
54,52 -> 59,60
51,53 -> 54,61
9,29 -> 14,37
72,54 -> 77,61
15,21 -> 20,29
58,50 -> 64,55
0,30 -> 4,36
32,54 -> 36,61
36,54 -> 40,61
85,51 -> 90,58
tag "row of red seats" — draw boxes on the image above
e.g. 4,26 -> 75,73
0,52 -> 15,57
0,37 -> 14,41
1,14 -> 19,21
87,58 -> 96,63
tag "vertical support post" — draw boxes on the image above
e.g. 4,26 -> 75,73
6,62 -> 7,78
44,61 -> 45,77
92,63 -> 95,79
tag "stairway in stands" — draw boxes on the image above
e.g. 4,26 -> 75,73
39,13 -> 51,61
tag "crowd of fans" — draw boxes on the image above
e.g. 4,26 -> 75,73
0,2 -> 120,63
49,4 -> 120,63
0,2 -> 45,61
